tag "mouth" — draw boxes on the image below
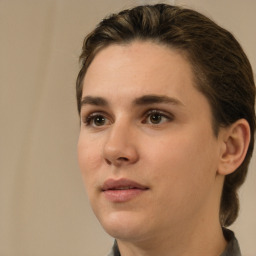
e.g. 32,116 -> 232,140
101,178 -> 149,202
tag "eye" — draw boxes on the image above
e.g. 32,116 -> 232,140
83,113 -> 111,127
143,110 -> 173,125
149,113 -> 163,124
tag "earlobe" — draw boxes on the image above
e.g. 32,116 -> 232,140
218,119 -> 251,176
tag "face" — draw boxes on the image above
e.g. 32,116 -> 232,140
78,41 -> 224,243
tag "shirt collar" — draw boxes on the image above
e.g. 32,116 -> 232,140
107,240 -> 120,256
220,228 -> 241,256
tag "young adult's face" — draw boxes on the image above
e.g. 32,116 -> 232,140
78,41 -> 224,242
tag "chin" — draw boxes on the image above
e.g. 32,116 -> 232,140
97,210 -> 149,241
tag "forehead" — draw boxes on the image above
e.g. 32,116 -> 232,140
81,41 -> 213,119
83,41 -> 195,96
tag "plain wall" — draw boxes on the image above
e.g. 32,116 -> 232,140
0,0 -> 255,255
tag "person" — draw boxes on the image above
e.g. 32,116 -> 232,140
76,4 -> 255,256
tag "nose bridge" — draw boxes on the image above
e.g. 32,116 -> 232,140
103,117 -> 138,165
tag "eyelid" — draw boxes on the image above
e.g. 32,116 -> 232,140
81,110 -> 112,127
142,109 -> 174,124
144,109 -> 174,117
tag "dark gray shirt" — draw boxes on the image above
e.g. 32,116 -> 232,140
107,229 -> 241,256
221,229 -> 241,256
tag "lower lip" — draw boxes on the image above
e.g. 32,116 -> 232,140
103,189 -> 146,202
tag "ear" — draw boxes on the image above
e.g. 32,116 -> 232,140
218,119 -> 251,176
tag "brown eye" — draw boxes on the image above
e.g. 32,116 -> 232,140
149,113 -> 163,124
143,110 -> 173,125
93,115 -> 106,126
84,113 -> 110,127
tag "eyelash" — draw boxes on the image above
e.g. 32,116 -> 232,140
83,112 -> 110,127
142,109 -> 174,125
82,109 -> 174,127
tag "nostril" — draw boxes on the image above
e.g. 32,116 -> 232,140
117,157 -> 129,161
105,159 -> 112,165
105,156 -> 129,165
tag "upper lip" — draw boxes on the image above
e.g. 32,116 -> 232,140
102,178 -> 148,191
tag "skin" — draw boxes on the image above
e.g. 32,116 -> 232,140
77,41 -> 249,256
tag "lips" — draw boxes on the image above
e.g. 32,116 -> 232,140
102,178 -> 148,191
102,178 -> 148,202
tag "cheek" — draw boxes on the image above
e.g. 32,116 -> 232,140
143,134 -> 197,171
144,135 -> 218,223
77,134 -> 103,184
145,130 -> 218,191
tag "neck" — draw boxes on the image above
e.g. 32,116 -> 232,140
117,219 -> 227,256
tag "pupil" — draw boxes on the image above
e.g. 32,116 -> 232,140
150,114 -> 161,124
95,116 -> 105,126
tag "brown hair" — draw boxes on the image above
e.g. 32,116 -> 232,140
76,4 -> 255,226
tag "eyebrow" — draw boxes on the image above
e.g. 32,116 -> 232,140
81,96 -> 108,107
80,94 -> 183,108
133,95 -> 183,106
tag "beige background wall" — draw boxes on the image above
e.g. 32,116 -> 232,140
0,0 -> 255,255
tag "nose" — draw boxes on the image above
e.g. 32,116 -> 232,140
103,122 -> 139,167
